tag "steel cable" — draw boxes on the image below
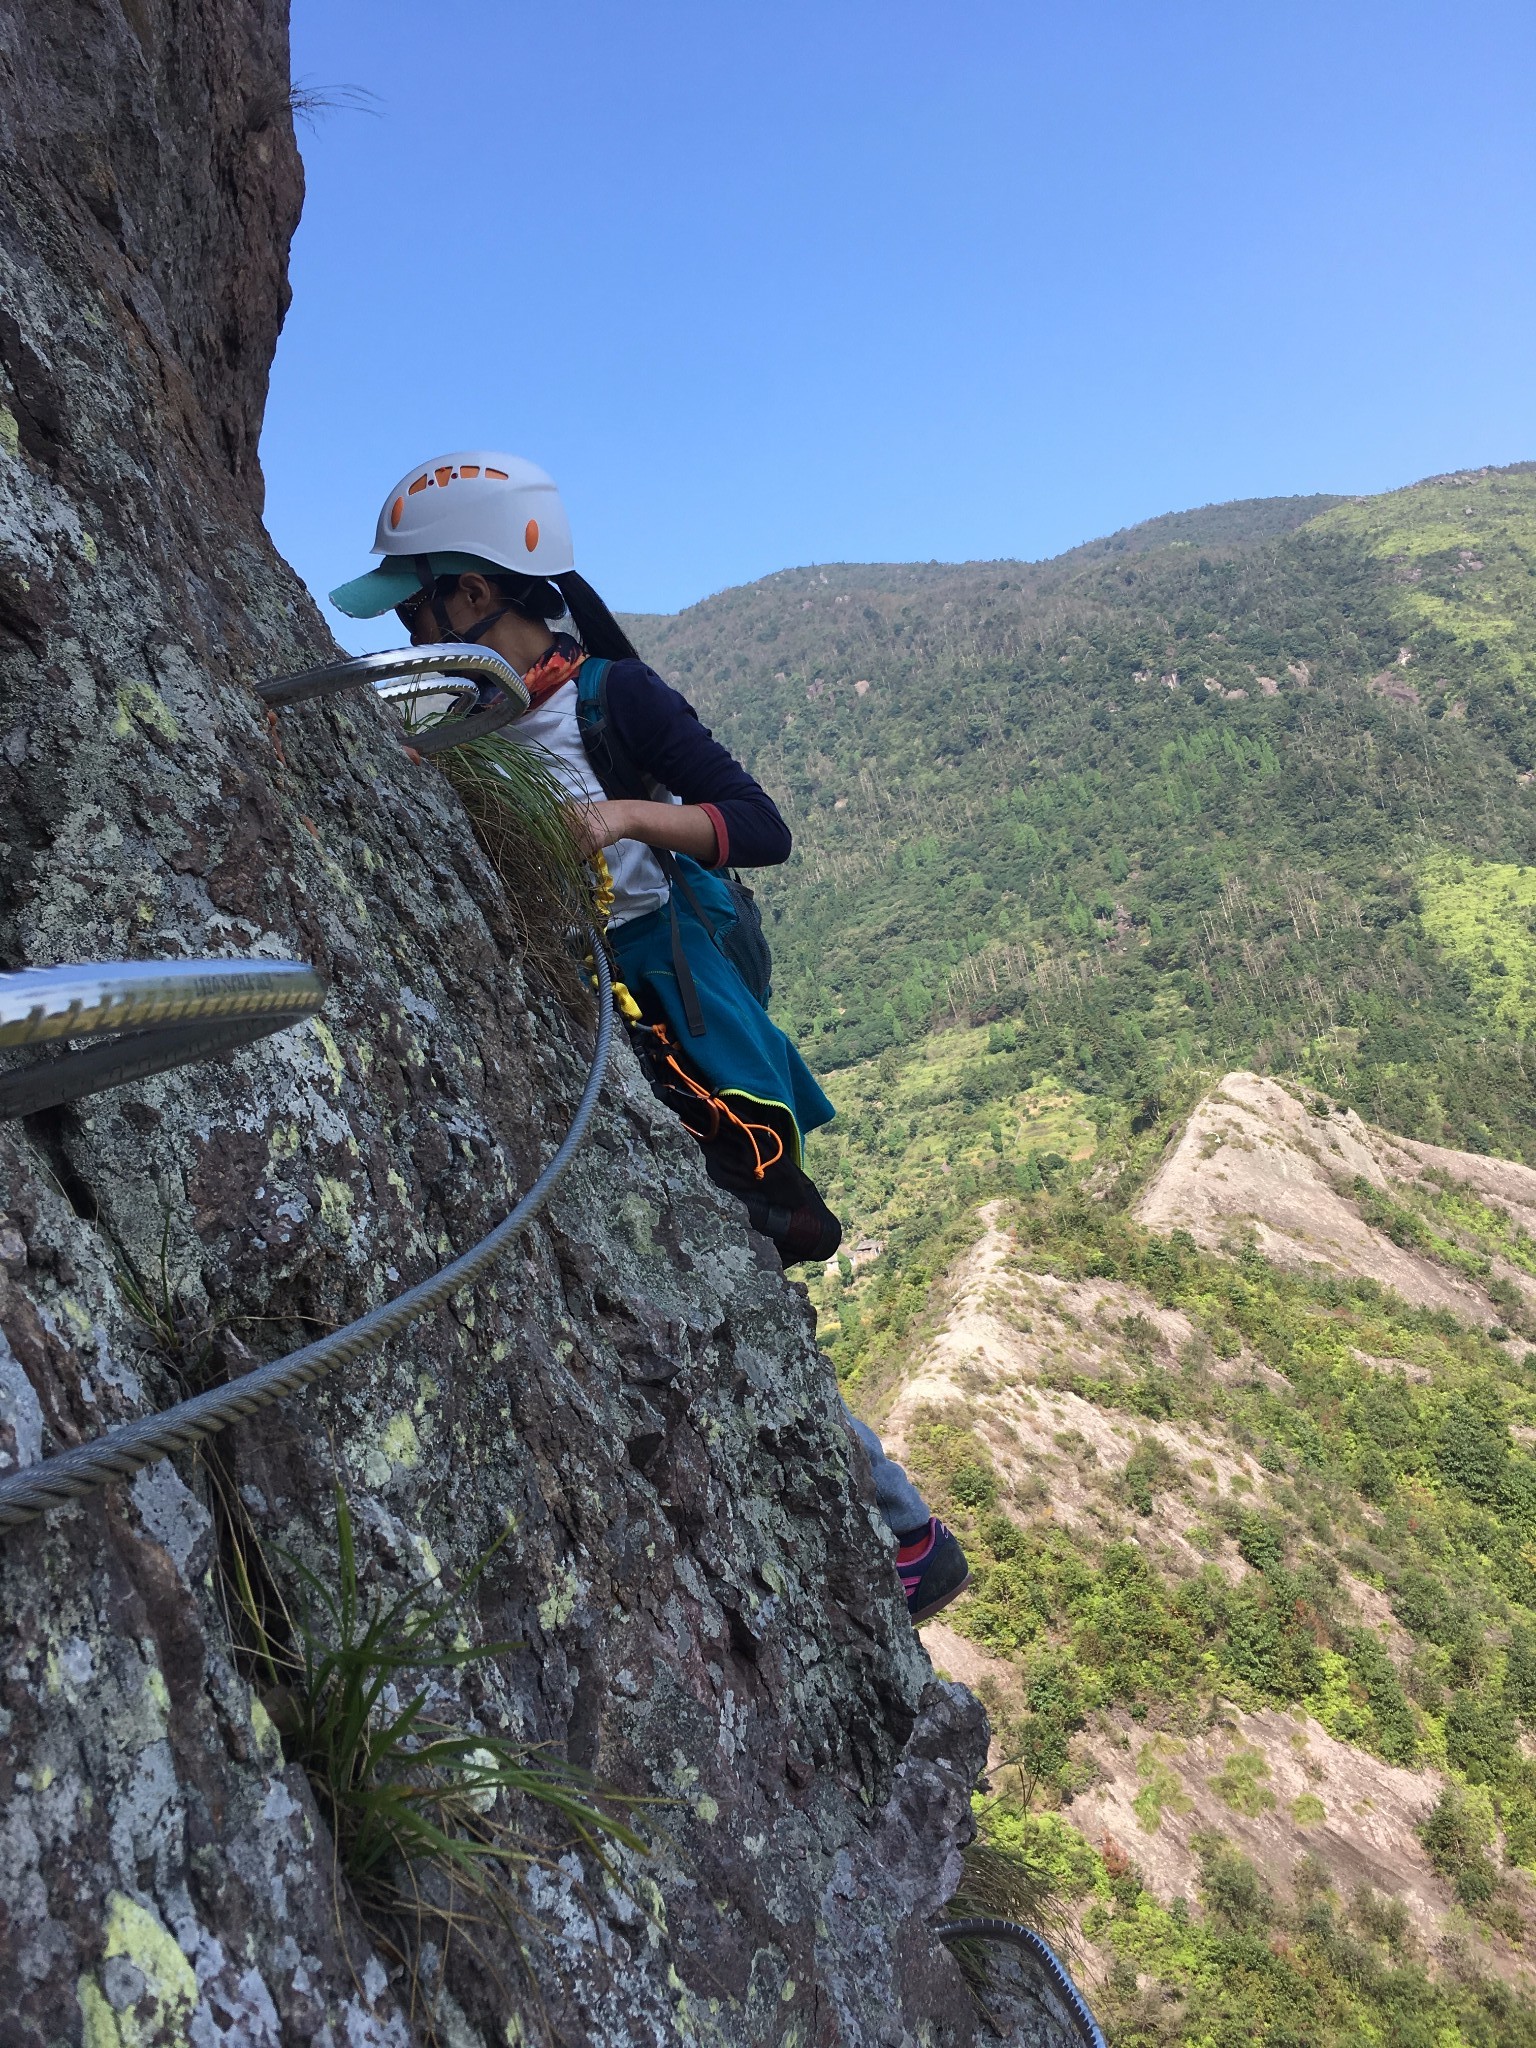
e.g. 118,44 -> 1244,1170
0,939 -> 612,1530
0,649 -> 605,1528
936,1919 -> 1106,2048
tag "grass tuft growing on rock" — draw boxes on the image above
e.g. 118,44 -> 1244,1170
218,1482 -> 649,2040
432,724 -> 596,1007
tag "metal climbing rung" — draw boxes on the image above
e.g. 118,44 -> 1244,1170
256,644 -> 525,708
0,959 -> 326,1119
0,940 -> 613,1531
373,675 -> 479,713
256,645 -> 530,754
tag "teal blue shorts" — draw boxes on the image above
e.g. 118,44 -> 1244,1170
607,858 -> 835,1164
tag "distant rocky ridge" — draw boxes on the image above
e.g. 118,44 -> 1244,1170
876,1067 -> 1536,2004
1137,1071 -> 1536,1326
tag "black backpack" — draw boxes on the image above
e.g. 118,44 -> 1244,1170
574,658 -> 773,1018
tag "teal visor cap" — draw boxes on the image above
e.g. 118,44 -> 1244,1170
329,552 -> 507,619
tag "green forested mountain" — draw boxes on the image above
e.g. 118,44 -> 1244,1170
625,466 -> 1536,2046
630,464 -> 1536,1169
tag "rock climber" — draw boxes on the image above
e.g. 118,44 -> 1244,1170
330,450 -> 968,1624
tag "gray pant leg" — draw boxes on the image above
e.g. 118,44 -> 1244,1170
844,1406 -> 930,1538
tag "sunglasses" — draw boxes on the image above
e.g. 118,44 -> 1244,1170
394,584 -> 436,635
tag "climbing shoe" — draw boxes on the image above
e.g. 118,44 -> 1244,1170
739,1188 -> 843,1266
896,1518 -> 970,1624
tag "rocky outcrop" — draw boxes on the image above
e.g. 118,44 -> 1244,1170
880,1196 -> 1536,1995
0,5 -> 985,2041
1136,1072 -> 1536,1324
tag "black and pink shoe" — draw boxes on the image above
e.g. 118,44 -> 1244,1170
895,1518 -> 970,1624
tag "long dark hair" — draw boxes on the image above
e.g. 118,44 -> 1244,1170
482,567 -> 640,662
553,570 -> 640,663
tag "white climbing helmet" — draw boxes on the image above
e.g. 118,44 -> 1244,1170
330,450 -> 575,617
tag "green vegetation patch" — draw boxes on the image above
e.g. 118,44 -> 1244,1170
1212,1744 -> 1276,1816
1420,853 -> 1536,1037
806,1023 -> 1095,1258
971,1778 -> 1536,2048
1310,466 -> 1536,672
1134,1738 -> 1194,1833
1086,1832 -> 1536,2046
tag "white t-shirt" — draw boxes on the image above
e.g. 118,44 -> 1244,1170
508,680 -> 671,927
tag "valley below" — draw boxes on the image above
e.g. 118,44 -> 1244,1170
630,464 -> 1536,2044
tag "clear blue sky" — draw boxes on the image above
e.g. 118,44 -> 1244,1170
262,0 -> 1535,648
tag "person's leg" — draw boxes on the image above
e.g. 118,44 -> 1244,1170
698,1101 -> 842,1265
844,1406 -> 972,1623
844,1409 -> 930,1537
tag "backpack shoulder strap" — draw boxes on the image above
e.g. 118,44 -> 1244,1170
575,656 -> 670,803
576,655 -> 712,1037
574,657 -> 618,795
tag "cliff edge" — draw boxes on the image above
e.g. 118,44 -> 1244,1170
0,4 -> 985,2041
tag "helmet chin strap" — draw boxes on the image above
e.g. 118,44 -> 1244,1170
413,556 -> 554,702
413,555 -> 516,656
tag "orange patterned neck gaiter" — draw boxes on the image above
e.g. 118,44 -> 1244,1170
520,632 -> 586,711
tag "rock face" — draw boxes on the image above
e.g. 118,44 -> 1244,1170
0,5 -> 986,2042
1135,1071 -> 1536,1324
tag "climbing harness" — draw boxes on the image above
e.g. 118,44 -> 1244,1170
632,1017 -> 786,1181
936,1919 -> 1107,2048
0,959 -> 326,1121
0,649 -> 614,1531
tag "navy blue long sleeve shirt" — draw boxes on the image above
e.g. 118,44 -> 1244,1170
603,659 -> 791,870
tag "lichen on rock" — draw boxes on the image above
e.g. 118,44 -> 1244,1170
0,2 -> 988,2041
